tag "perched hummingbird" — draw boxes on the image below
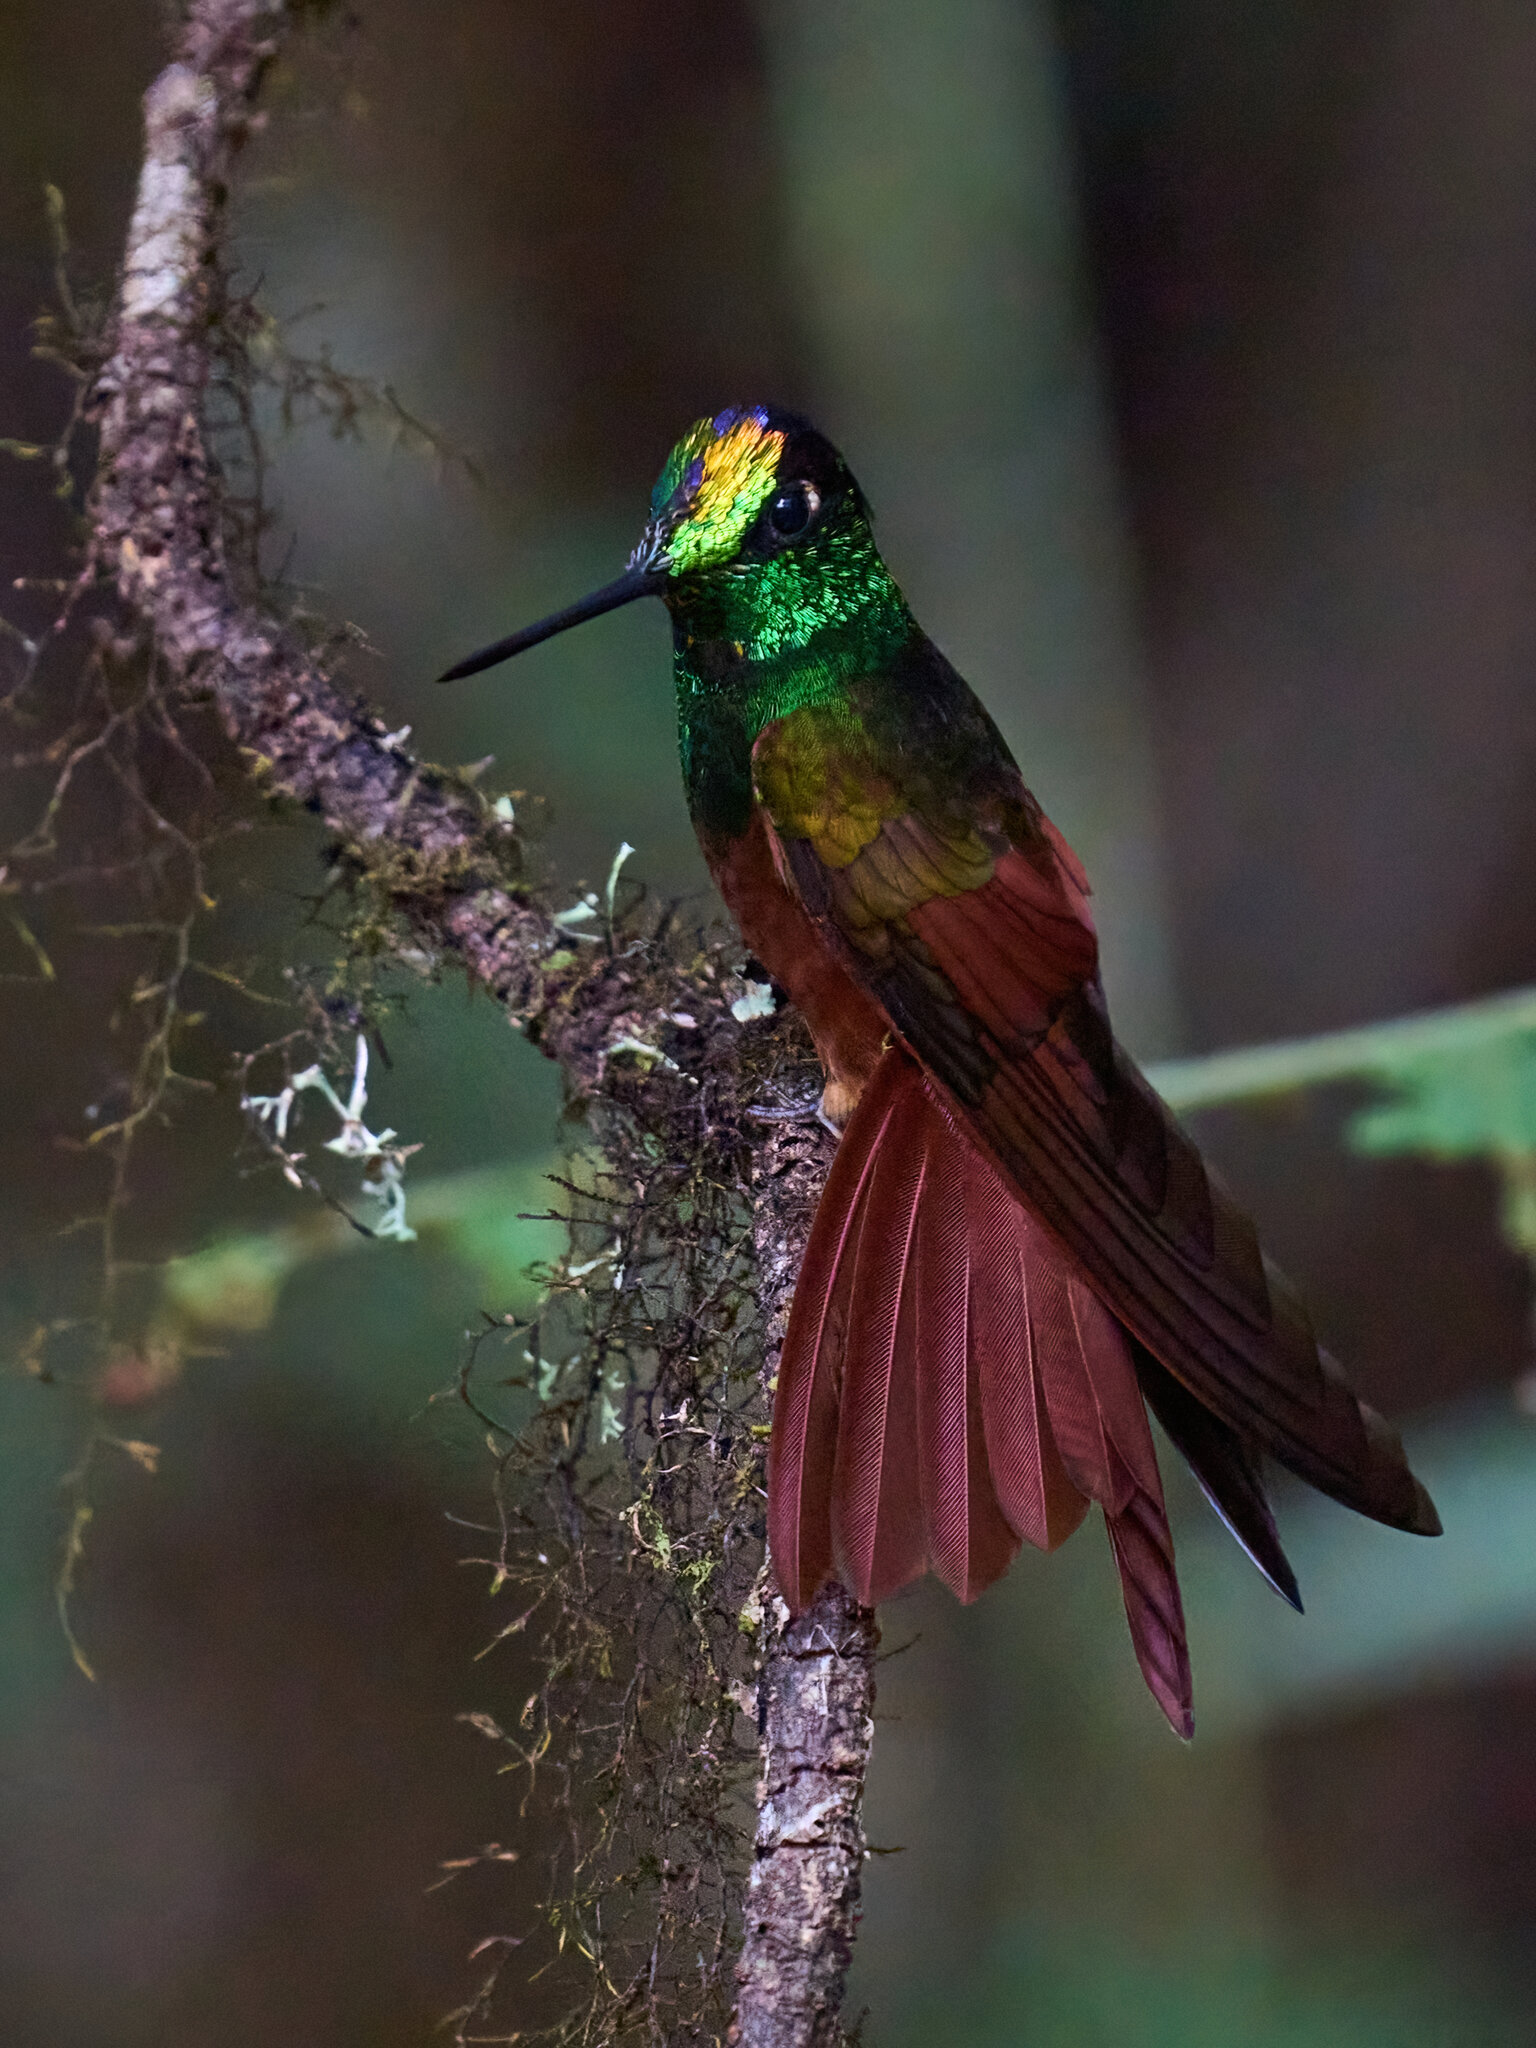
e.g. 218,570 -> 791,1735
444,404 -> 1439,1735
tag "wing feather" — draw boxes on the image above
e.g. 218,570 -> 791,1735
752,700 -> 1439,1550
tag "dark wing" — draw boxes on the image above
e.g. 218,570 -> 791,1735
751,696 -> 1438,1541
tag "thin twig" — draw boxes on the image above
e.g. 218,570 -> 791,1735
84,4 -> 875,2042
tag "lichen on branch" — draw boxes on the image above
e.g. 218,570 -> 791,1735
4,1 -> 884,2043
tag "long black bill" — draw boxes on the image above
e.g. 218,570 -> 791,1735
438,566 -> 665,682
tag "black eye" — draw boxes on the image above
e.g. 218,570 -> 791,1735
767,481 -> 820,541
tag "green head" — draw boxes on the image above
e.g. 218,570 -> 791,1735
440,404 -> 912,679
440,406 -> 917,835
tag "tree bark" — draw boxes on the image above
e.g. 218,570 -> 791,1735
87,2 -> 875,2038
736,1108 -> 879,2047
735,1584 -> 878,2047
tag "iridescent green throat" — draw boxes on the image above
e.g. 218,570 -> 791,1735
668,519 -> 917,843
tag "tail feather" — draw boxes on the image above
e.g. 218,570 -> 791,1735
970,1176 -> 1088,1556
831,1111 -> 930,1605
1106,1490 -> 1195,1739
1027,1255 -> 1138,1516
768,1057 -> 901,1608
915,1149 -> 1024,1601
977,1052 -> 1438,1537
1015,1194 -> 1194,1736
772,1047 -> 1198,1732
1134,1340 -> 1302,1611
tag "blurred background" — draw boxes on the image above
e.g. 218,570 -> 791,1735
3,1 -> 1536,2042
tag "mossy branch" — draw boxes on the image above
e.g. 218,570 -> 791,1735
76,2 -> 876,2042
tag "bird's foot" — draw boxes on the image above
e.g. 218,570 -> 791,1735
747,1093 -> 845,1141
745,1084 -> 824,1124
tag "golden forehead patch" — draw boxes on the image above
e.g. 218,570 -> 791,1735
661,412 -> 786,574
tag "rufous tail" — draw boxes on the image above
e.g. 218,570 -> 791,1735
769,1047 -> 1195,1737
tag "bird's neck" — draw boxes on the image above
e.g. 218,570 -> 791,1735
670,547 -> 916,844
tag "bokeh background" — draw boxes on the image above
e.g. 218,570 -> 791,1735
3,2 -> 1536,2042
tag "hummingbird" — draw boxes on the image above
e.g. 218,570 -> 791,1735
443,404 -> 1440,1735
